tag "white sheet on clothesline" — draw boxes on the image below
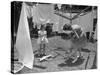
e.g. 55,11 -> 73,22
16,2 -> 34,69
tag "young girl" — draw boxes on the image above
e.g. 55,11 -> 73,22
37,24 -> 48,57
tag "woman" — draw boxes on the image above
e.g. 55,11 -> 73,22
70,24 -> 87,63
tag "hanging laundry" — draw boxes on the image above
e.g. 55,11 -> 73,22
16,2 -> 34,69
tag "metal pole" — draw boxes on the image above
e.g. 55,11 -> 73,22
70,5 -> 72,25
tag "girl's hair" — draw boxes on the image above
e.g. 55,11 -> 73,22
40,24 -> 45,30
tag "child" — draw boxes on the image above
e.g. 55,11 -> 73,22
37,24 -> 48,57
